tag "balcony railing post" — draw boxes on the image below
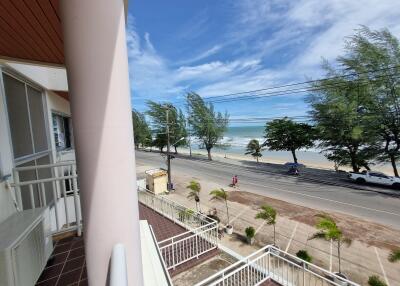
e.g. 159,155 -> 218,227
13,168 -> 23,211
171,237 -> 175,269
72,164 -> 82,236
302,263 -> 306,286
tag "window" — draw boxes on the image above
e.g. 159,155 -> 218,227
52,113 -> 72,151
3,73 -> 48,160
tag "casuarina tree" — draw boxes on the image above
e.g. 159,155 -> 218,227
146,101 -> 187,153
245,139 -> 265,163
132,109 -> 152,149
186,92 -> 229,160
264,117 -> 315,164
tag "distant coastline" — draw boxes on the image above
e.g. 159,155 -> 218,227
179,126 -> 395,175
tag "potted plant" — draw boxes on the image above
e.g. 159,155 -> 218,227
245,226 -> 255,244
187,180 -> 201,212
209,188 -> 233,234
368,275 -> 387,286
309,214 -> 351,285
255,204 -> 278,252
296,250 -> 312,268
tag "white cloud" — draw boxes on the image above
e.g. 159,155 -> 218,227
128,1 -> 400,106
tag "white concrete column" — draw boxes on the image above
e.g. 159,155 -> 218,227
60,1 -> 143,285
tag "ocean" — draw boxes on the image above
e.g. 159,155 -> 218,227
183,126 -> 393,174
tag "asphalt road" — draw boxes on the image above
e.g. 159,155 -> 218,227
135,150 -> 400,229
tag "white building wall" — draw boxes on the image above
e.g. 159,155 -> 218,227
0,69 -> 17,223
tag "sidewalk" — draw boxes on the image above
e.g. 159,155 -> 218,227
165,177 -> 400,286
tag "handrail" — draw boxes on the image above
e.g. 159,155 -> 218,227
12,161 -> 82,236
14,161 -> 76,171
195,245 -> 360,286
158,221 -> 216,245
110,244 -> 128,286
138,187 -> 216,224
149,225 -> 173,286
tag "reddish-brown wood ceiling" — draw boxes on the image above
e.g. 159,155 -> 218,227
53,90 -> 69,101
0,0 -> 64,65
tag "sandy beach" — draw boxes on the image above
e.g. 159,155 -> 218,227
175,147 -> 395,175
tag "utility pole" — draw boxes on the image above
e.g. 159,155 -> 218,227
188,118 -> 192,157
166,107 -> 172,191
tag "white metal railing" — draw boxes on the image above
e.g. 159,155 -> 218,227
11,161 -> 82,236
149,225 -> 173,285
138,188 -> 218,270
110,244 -> 128,286
195,245 -> 360,286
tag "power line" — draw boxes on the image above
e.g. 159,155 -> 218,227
168,65 -> 400,105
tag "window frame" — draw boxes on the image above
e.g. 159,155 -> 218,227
0,67 -> 51,167
51,111 -> 73,152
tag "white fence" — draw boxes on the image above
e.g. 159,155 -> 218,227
138,188 -> 218,270
195,245 -> 360,286
12,161 -> 82,236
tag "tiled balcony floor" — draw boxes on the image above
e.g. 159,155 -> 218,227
36,202 -> 217,285
36,236 -> 86,286
260,279 -> 282,286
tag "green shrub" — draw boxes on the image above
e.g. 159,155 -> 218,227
388,249 -> 400,262
296,250 -> 312,263
245,226 -> 255,238
368,275 -> 387,286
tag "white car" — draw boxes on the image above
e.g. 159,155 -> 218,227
349,171 -> 400,188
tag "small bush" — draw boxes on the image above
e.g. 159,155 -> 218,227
388,249 -> 400,262
368,275 -> 387,286
245,226 -> 255,238
296,250 -> 312,263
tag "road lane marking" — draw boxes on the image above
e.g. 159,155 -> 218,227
229,207 -> 249,224
243,180 -> 400,217
255,221 -> 266,234
374,247 -> 390,286
285,222 -> 299,252
329,239 -> 333,272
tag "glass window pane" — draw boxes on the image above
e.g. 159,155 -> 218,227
3,74 -> 33,158
27,86 -> 48,152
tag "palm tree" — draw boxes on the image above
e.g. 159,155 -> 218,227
309,214 -> 351,274
255,205 -> 277,245
245,139 -> 265,163
209,188 -> 230,228
388,249 -> 400,263
186,180 -> 201,212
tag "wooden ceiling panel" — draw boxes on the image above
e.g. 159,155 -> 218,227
0,0 -> 64,65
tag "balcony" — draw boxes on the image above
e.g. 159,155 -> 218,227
5,161 -> 360,286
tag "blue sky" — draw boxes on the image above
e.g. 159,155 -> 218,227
126,0 -> 400,126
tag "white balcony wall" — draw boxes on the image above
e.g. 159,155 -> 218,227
3,62 -> 68,92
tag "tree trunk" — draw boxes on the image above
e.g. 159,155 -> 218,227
207,148 -> 212,160
174,146 -> 178,154
225,200 -> 230,226
291,149 -> 298,164
390,154 -> 399,177
256,156 -> 259,163
349,151 -> 359,172
273,224 -> 276,246
338,240 -> 341,274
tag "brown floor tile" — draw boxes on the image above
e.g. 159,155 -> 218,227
68,247 -> 85,259
36,277 -> 58,286
46,252 -> 68,268
37,264 -> 63,283
62,256 -> 85,273
57,268 -> 81,285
